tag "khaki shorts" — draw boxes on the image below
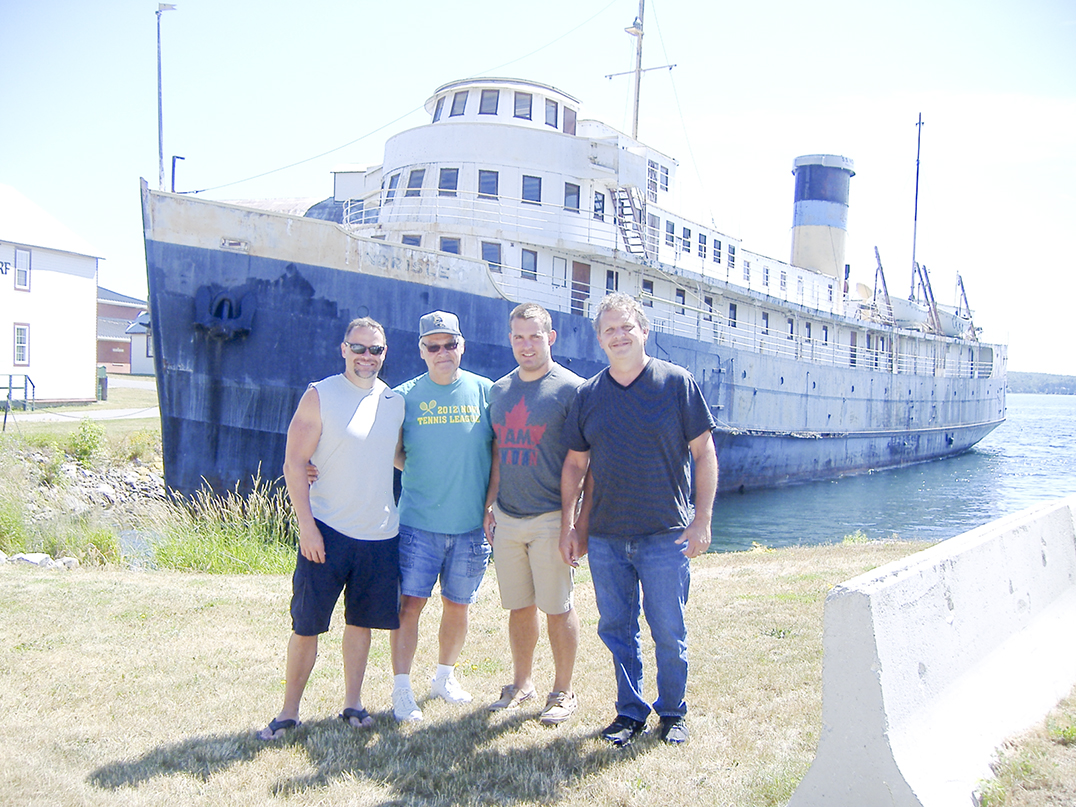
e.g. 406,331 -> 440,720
490,503 -> 573,615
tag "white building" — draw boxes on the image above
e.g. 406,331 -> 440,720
1,184 -> 102,405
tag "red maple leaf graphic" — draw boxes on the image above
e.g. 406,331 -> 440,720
495,398 -> 546,460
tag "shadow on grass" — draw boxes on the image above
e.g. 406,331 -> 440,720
88,704 -> 656,804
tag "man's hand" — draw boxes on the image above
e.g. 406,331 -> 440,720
483,507 -> 496,545
674,520 -> 711,559
299,522 -> 327,564
559,526 -> 587,568
305,462 -> 319,486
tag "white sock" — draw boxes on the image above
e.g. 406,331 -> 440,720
434,663 -> 454,681
394,674 -> 412,691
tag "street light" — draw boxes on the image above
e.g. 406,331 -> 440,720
157,3 -> 177,190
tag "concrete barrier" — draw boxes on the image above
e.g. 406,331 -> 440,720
787,495 -> 1076,807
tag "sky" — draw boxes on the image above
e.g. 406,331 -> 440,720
3,0 -> 1075,374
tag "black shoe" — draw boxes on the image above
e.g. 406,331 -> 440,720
659,715 -> 688,745
601,715 -> 646,747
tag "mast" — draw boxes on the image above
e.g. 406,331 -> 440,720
910,112 -> 923,299
630,0 -> 644,140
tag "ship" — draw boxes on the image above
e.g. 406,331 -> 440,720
140,75 -> 1007,498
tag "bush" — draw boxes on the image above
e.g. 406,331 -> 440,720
69,419 -> 105,467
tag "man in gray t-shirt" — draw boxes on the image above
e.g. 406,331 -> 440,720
483,303 -> 584,726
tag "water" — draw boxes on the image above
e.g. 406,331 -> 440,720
710,393 -> 1076,552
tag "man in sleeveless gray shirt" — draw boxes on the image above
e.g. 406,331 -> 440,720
484,303 -> 584,725
259,317 -> 404,740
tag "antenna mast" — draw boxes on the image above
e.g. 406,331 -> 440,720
630,0 -> 644,139
910,112 -> 924,299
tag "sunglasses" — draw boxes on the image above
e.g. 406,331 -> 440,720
344,342 -> 386,355
422,341 -> 459,354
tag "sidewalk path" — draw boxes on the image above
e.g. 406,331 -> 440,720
6,406 -> 160,423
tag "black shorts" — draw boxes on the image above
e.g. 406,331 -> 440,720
290,520 -> 401,636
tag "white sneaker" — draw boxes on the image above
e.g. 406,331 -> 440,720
430,672 -> 472,704
392,687 -> 423,722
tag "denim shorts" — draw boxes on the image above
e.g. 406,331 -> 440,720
290,519 -> 401,636
398,523 -> 491,605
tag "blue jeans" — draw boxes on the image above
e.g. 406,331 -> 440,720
398,524 -> 490,605
588,532 -> 691,722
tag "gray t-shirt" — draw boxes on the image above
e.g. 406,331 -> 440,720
490,363 -> 584,517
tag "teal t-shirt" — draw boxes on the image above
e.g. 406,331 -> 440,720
395,369 -> 494,533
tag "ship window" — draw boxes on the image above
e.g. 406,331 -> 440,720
797,277 -> 804,299
646,213 -> 659,253
665,220 -> 675,246
449,91 -> 468,117
849,331 -> 857,366
660,165 -> 669,191
402,234 -> 421,247
545,99 -> 558,128
805,322 -> 812,341
787,318 -> 795,339
405,169 -> 425,197
440,237 -> 461,254
762,312 -> 770,334
439,168 -> 459,197
514,92 -> 532,120
563,106 -> 576,135
822,325 -> 829,343
676,288 -> 686,315
698,233 -> 707,260
479,89 -> 499,115
479,170 -> 499,199
385,173 -> 400,203
763,265 -> 770,286
642,279 -> 654,306
704,296 -> 713,321
728,303 -> 737,327
828,283 -> 834,302
522,175 -> 541,204
564,182 -> 580,212
743,260 -> 751,283
728,244 -> 736,270
593,191 -> 605,221
432,96 -> 445,122
680,227 -> 691,253
647,160 -> 659,203
482,241 -> 502,272
780,269 -> 788,291
15,248 -> 31,290
521,248 -> 538,280
14,324 -> 29,365
606,269 -> 619,292
714,239 -> 722,264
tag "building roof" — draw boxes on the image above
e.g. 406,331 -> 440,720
98,286 -> 147,306
0,184 -> 104,259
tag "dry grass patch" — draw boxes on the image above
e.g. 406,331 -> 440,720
2,541 -> 933,806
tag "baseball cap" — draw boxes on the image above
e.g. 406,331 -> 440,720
419,311 -> 463,339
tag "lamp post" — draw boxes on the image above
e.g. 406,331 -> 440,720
157,4 -> 176,190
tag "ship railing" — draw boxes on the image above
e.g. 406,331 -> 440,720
348,189 -> 621,251
3,374 -> 35,412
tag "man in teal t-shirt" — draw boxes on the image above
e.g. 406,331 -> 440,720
390,310 -> 494,722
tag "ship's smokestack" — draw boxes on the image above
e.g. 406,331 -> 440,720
790,154 -> 855,279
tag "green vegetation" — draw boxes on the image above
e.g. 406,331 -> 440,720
1008,371 -> 1076,395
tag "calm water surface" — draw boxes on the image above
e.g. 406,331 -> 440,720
710,393 -> 1076,552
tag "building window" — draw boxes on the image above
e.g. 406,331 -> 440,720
780,269 -> 788,291
763,265 -> 770,287
680,227 -> 691,253
728,244 -> 736,270
14,324 -> 29,365
482,241 -> 502,272
405,169 -> 425,197
385,173 -> 400,203
514,92 -> 532,120
521,248 -> 538,280
146,333 -> 154,358
660,165 -> 669,192
676,287 -> 686,314
728,303 -> 737,327
606,269 -> 619,292
647,160 -> 659,203
545,99 -> 558,128
713,239 -> 722,264
438,168 -> 459,197
522,175 -> 541,204
402,234 -> 421,247
698,233 -> 707,260
743,260 -> 751,283
563,107 -> 576,135
439,237 -> 461,254
479,170 -> 498,199
564,182 -> 580,212
665,220 -> 675,246
762,312 -> 770,334
449,91 -> 468,116
593,191 -> 605,221
479,89 -> 499,115
15,248 -> 31,290
642,278 -> 654,305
